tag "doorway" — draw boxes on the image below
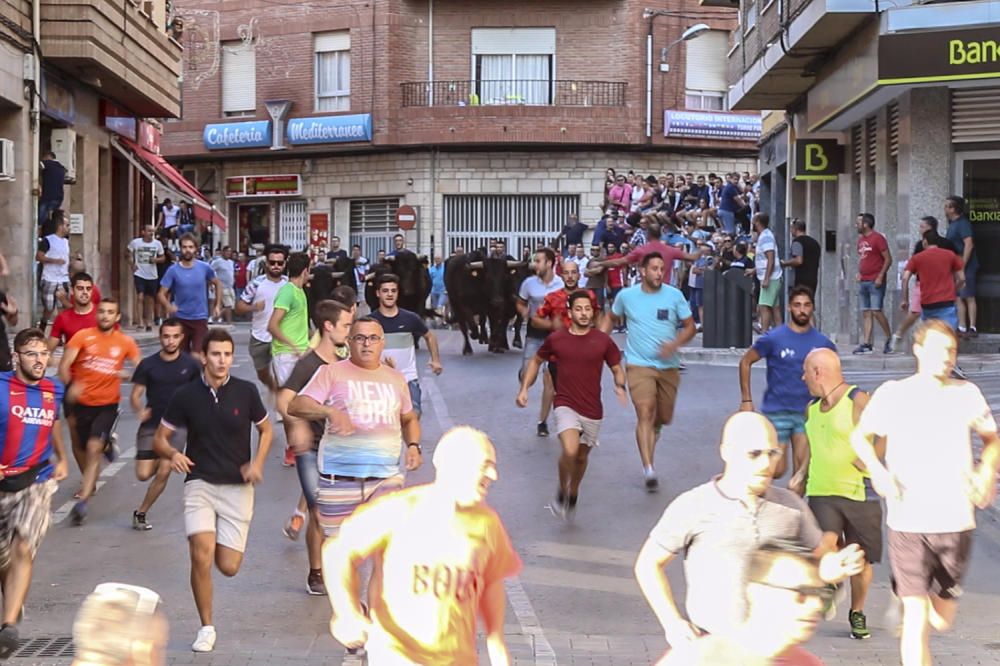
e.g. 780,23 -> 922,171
954,151 -> 1000,332
238,203 -> 271,253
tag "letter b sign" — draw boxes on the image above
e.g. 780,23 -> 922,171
794,139 -> 844,181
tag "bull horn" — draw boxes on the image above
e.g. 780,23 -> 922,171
329,271 -> 345,278
506,260 -> 526,267
385,255 -> 396,261
467,261 -> 483,269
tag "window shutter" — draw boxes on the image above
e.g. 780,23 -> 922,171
889,102 -> 899,161
851,125 -> 862,175
865,116 -> 877,168
222,43 -> 256,114
685,31 -> 729,93
952,88 -> 1000,143
315,31 -> 350,53
471,28 -> 556,55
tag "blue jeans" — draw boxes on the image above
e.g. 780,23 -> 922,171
859,280 -> 886,311
718,209 -> 736,235
38,198 -> 63,228
921,303 -> 958,331
407,379 -> 422,418
294,449 -> 319,509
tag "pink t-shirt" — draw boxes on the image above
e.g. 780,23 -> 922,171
300,359 -> 413,477
625,240 -> 686,282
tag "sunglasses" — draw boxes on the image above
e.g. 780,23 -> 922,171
268,260 -> 286,266
754,582 -> 835,605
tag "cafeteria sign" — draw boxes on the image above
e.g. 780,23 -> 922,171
226,174 -> 301,198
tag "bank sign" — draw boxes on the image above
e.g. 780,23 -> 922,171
879,27 -> 1000,85
793,139 -> 845,181
287,114 -> 373,146
203,121 -> 272,150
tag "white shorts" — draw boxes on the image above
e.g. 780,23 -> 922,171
220,287 -> 236,309
183,479 -> 254,553
554,406 -> 602,447
271,352 -> 300,387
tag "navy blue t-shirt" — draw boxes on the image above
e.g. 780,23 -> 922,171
132,351 -> 201,428
719,182 -> 741,213
752,325 -> 836,414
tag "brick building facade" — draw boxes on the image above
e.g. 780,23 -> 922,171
164,0 -> 759,259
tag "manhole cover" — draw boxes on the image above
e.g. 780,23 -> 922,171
11,636 -> 74,658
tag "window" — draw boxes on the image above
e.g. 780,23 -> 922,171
221,42 -> 256,117
471,28 -> 555,105
744,1 -> 758,32
315,31 -> 351,112
350,198 -> 399,263
685,30 -> 729,112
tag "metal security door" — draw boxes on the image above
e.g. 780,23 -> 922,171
443,194 -> 578,259
278,200 -> 308,251
350,198 -> 400,262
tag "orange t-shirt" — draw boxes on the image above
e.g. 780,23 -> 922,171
67,328 -> 140,406
345,485 -> 522,665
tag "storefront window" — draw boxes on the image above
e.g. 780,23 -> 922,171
960,156 -> 1000,332
238,203 -> 270,252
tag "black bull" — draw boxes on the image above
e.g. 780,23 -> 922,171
305,255 -> 356,320
446,254 -> 530,355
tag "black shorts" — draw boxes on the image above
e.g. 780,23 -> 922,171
133,275 -> 160,297
73,404 -> 119,446
808,495 -> 883,563
888,529 -> 973,600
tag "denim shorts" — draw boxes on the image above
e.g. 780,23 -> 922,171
960,266 -> 977,298
407,379 -> 422,418
858,280 -> 885,311
921,303 -> 958,331
295,449 -> 319,509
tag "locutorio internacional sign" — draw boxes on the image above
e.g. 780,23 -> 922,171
203,114 -> 372,150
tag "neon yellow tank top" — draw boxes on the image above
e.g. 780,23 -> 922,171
804,385 -> 867,501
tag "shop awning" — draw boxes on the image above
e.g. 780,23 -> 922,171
110,136 -> 227,231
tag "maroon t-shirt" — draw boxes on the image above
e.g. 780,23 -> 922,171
857,231 -> 888,281
625,241 -> 686,283
906,246 -> 963,306
537,328 -> 622,420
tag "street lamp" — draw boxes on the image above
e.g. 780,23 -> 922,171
644,16 -> 712,139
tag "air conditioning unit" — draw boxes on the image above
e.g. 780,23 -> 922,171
0,139 -> 13,181
50,128 -> 76,182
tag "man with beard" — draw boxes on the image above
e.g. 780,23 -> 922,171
738,286 -> 836,490
516,248 -> 564,437
129,318 -> 200,531
48,272 -> 101,353
634,411 -> 865,648
0,328 -> 69,656
323,427 -> 520,665
157,234 -> 222,357
234,246 -> 289,393
517,291 -> 626,520
59,300 -> 141,525
851,320 -> 1000,666
532,260 -> 608,333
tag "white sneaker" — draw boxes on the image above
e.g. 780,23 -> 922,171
192,625 -> 217,652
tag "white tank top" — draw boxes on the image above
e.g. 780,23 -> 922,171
41,233 -> 69,283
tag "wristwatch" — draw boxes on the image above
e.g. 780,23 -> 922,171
407,442 -> 422,454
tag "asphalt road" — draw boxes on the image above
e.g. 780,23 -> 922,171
10,325 -> 1000,664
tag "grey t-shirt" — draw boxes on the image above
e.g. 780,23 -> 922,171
518,275 -> 564,340
649,478 -> 823,634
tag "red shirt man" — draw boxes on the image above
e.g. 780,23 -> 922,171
857,230 -> 889,282
536,289 -> 600,330
904,245 -> 964,307
624,241 -> 687,283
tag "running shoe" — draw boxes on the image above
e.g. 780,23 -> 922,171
283,513 -> 305,541
565,496 -> 578,522
852,343 -> 873,355
70,501 -> 87,526
849,610 -> 871,640
547,494 -> 567,521
307,570 -> 326,596
132,511 -> 152,531
882,339 -> 893,354
536,421 -> 549,437
282,446 -> 296,467
192,625 -> 217,652
644,469 -> 659,492
888,334 -> 902,353
104,433 -> 120,464
0,624 -> 18,659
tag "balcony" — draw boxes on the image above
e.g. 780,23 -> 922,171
40,0 -> 182,117
401,80 -> 628,108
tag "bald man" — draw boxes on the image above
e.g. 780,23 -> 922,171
323,427 -> 522,665
802,348 -> 882,640
634,411 -> 865,648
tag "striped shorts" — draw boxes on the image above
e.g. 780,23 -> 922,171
316,473 -> 405,537
0,479 -> 57,569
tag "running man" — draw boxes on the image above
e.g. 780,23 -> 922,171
323,427 -> 521,665
287,316 -> 421,539
154,328 -> 272,653
634,411 -> 864,646
517,290 -> 626,520
0,329 -> 69,656
269,251 -> 312,467
58,299 -> 141,525
532,260 -> 607,333
129,318 -> 200,531
36,213 -> 71,330
47,273 -> 100,356
851,320 -> 1000,666
738,286 -> 836,487
802,348 -> 882,640
610,252 -> 696,490
276,300 -> 353,595
516,247 -> 564,437
127,224 -> 165,331
158,233 -> 221,356
370,273 -> 443,418
234,245 -> 288,393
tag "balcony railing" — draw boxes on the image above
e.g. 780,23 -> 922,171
401,80 -> 627,108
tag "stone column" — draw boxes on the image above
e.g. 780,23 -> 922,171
897,88 -> 950,243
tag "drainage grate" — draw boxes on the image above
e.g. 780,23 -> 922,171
10,636 -> 75,658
